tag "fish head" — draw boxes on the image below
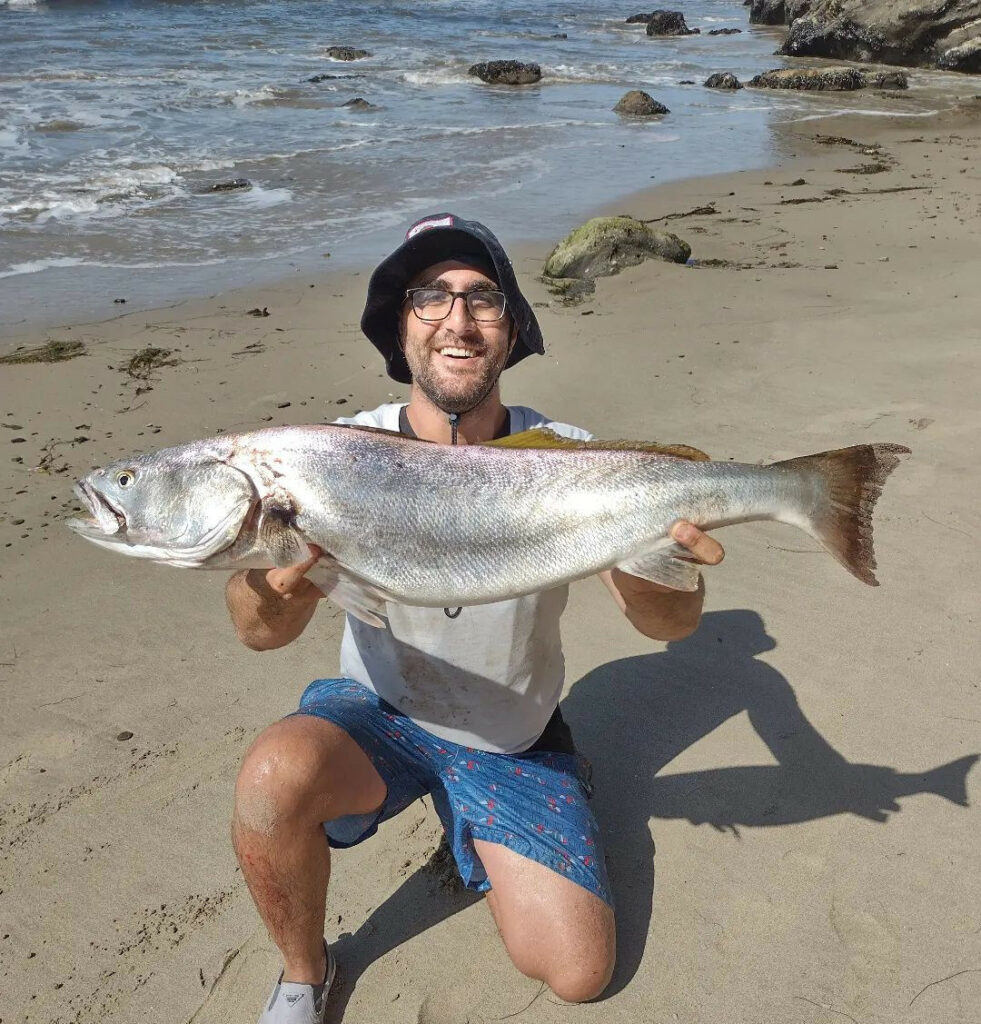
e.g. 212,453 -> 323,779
68,445 -> 257,566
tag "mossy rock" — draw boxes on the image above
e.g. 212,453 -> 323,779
541,276 -> 597,304
542,216 -> 690,282
614,90 -> 670,115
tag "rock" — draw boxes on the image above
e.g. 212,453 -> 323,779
541,276 -> 596,304
708,28 -> 743,35
646,11 -> 700,36
937,37 -> 981,73
207,178 -> 252,192
749,67 -> 908,90
342,97 -> 378,110
865,70 -> 909,89
780,0 -> 981,71
679,79 -> 696,84
613,90 -> 670,115
542,216 -> 690,297
749,67 -> 865,90
468,60 -> 542,85
308,73 -> 359,82
705,72 -> 744,89
749,0 -> 812,25
625,12 -> 654,24
324,46 -> 370,61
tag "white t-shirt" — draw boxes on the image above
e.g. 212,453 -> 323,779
332,403 -> 591,754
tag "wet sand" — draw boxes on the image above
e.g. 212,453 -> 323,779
1,102 -> 980,1024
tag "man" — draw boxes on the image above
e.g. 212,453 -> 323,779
225,213 -> 724,1023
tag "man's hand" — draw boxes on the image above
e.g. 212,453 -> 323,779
665,521 -> 725,575
225,545 -> 326,651
264,546 -> 326,601
602,522 -> 724,642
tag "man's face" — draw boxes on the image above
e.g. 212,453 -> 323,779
400,259 -> 516,414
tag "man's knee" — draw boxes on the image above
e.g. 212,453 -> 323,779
505,926 -> 615,1003
545,955 -> 615,1004
234,716 -> 383,832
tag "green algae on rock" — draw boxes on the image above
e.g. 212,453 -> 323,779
542,217 -> 690,303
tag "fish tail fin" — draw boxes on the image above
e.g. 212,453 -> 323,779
920,754 -> 979,806
775,443 -> 909,586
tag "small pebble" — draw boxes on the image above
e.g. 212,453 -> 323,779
116,731 -> 134,741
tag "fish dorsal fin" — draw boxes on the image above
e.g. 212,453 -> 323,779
482,427 -> 710,461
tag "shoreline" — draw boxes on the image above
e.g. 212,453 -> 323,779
1,97 -> 979,1024
1,75 -> 973,347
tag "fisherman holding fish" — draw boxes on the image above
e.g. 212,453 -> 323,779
224,214 -> 725,1022
69,212 -> 905,1022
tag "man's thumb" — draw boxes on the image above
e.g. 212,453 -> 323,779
267,545 -> 322,595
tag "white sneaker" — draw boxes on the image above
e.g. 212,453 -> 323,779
258,942 -> 337,1024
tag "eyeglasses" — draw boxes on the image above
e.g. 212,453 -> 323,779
405,287 -> 508,323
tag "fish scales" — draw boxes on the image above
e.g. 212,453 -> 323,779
68,424 -> 910,621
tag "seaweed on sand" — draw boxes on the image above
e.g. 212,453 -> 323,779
0,340 -> 86,364
121,346 -> 179,380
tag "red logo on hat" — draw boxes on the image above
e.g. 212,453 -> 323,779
406,215 -> 456,240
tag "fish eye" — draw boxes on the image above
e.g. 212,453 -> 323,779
116,469 -> 137,488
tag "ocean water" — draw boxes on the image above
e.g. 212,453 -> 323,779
0,0 -> 948,329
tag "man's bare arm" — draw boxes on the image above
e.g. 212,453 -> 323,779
225,546 -> 325,651
600,522 -> 723,642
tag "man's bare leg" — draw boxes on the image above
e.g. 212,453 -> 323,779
233,715 -> 387,983
474,838 -> 616,1003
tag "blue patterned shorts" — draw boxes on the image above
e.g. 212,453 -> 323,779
292,678 -> 612,906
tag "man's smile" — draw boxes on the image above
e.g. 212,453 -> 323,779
436,345 -> 482,359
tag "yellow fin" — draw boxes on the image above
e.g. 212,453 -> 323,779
482,427 -> 710,460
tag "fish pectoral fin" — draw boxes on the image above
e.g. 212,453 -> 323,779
306,557 -> 389,628
617,546 -> 702,592
483,428 -> 709,460
257,496 -> 307,567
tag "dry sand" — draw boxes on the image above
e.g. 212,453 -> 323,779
1,102 -> 980,1024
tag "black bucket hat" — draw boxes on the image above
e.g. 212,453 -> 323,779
360,213 -> 544,384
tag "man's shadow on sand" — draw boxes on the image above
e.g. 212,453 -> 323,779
324,609 -> 977,1016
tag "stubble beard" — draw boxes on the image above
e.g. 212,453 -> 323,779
404,332 -> 509,415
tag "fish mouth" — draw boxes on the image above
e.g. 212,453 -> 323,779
68,481 -> 127,537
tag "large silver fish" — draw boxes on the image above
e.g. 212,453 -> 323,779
68,425 -> 909,625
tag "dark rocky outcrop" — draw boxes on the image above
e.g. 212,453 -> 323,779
748,67 -> 908,90
541,216 -> 689,303
613,90 -> 670,115
937,37 -> 981,72
779,0 -> 981,72
468,60 -> 542,85
646,11 -> 700,36
865,70 -> 910,89
705,72 -> 744,89
708,28 -> 743,35
207,178 -> 252,192
308,73 -> 359,83
626,12 -> 655,24
341,97 -> 378,110
324,46 -> 370,61
749,0 -> 811,26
